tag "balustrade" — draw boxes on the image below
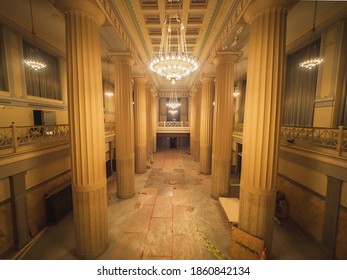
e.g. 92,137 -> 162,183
0,121 -> 115,156
232,123 -> 347,157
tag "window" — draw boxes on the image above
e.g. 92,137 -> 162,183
282,40 -> 320,126
0,27 -> 8,92
23,40 -> 61,100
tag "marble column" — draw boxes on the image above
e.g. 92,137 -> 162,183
111,53 -> 135,199
151,90 -> 158,153
199,76 -> 215,175
134,76 -> 147,174
56,0 -> 108,259
194,87 -> 201,162
189,90 -> 196,158
211,52 -> 239,199
238,0 -> 293,254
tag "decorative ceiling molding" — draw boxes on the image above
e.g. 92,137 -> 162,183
96,0 -> 157,89
196,0 -> 223,57
207,0 -> 251,64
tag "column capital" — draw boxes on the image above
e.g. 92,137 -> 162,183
244,0 -> 296,24
150,88 -> 158,96
133,76 -> 148,84
200,75 -> 215,84
212,51 -> 243,66
108,52 -> 136,65
55,0 -> 105,26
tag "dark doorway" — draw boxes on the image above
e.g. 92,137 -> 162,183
170,137 -> 177,148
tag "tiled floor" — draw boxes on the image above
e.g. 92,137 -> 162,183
20,148 -> 329,260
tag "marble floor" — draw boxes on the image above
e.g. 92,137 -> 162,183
20,148 -> 329,260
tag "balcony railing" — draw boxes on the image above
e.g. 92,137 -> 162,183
157,121 -> 190,133
158,121 -> 190,127
0,121 -> 116,157
232,123 -> 347,157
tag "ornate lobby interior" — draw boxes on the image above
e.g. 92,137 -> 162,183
0,0 -> 347,260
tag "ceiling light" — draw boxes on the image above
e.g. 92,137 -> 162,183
167,91 -> 181,110
299,0 -> 323,70
233,86 -> 240,98
149,0 -> 198,83
24,0 -> 46,71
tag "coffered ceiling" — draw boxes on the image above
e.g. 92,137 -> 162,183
1,0 -> 347,96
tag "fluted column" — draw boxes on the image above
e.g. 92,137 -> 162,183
211,52 -> 239,199
199,76 -> 215,174
189,90 -> 196,158
134,76 -> 147,174
151,90 -> 158,153
111,53 -> 135,199
146,86 -> 153,157
56,0 -> 108,259
194,86 -> 201,162
238,0 -> 293,254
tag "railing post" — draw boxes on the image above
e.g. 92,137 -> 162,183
11,122 -> 18,153
337,126 -> 343,156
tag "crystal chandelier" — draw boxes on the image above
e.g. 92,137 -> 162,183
167,91 -> 181,110
299,0 -> 323,69
168,109 -> 178,115
149,0 -> 198,84
24,0 -> 46,71
24,58 -> 46,71
233,86 -> 240,98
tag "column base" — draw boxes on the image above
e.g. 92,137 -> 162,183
72,181 -> 108,259
74,240 -> 109,260
238,186 -> 276,253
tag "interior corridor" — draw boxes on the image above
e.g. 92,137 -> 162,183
19,148 -> 329,260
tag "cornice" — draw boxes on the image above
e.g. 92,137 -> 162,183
96,0 -> 157,89
207,0 -> 251,64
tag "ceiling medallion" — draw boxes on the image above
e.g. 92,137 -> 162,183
149,1 -> 198,84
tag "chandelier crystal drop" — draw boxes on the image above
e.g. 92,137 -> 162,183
149,2 -> 198,84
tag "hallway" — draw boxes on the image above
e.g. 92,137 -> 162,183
20,148 -> 329,260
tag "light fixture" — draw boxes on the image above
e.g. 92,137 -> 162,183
169,109 -> 178,115
149,0 -> 198,84
167,91 -> 181,110
233,61 -> 240,97
233,86 -> 240,98
24,0 -> 46,71
299,0 -> 323,69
